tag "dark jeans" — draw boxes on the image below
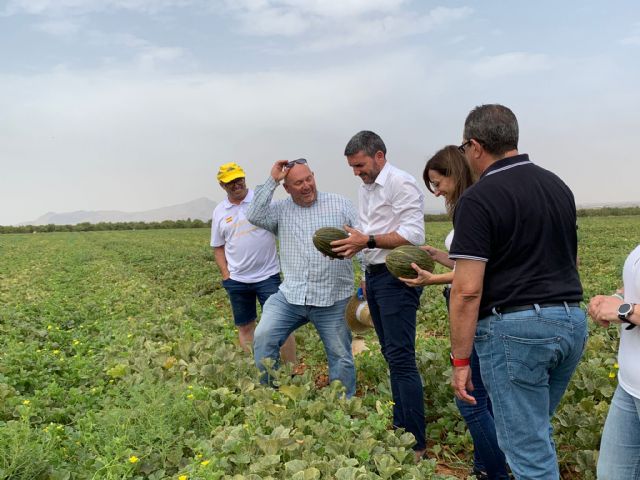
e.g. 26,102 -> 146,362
444,287 -> 509,479
366,267 -> 425,451
222,273 -> 281,326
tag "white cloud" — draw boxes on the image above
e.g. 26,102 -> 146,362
3,0 -> 195,16
220,2 -> 473,51
620,22 -> 640,46
224,0 -> 407,20
33,18 -> 82,35
470,52 -> 551,79
304,6 -> 472,51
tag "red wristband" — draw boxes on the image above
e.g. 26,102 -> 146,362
450,353 -> 470,367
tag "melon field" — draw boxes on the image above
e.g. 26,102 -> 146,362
0,216 -> 638,479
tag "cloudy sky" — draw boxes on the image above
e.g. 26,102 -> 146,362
1,0 -> 639,225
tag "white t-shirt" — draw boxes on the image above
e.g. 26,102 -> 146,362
617,244 -> 640,399
444,229 -> 455,252
210,190 -> 280,283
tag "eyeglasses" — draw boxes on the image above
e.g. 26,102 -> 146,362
286,158 -> 308,169
458,140 -> 472,153
222,177 -> 245,187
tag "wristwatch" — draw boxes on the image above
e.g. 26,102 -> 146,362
367,234 -> 376,249
617,302 -> 635,321
450,352 -> 470,367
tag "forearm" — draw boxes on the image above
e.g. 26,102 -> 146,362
426,271 -> 454,285
246,177 -> 278,233
448,259 -> 485,359
449,289 -> 481,359
427,246 -> 455,269
213,247 -> 230,279
372,231 -> 412,250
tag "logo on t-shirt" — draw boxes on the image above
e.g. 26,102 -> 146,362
225,216 -> 233,223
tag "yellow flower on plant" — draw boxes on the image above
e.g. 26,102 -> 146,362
614,363 -> 619,369
22,399 -> 30,405
201,460 -> 210,466
187,393 -> 194,400
53,350 -> 60,355
179,476 -> 188,480
196,453 -> 203,459
609,372 -> 616,378
73,339 -> 80,345
129,455 -> 139,463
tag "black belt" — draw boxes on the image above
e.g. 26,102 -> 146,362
365,263 -> 387,275
496,302 -> 580,314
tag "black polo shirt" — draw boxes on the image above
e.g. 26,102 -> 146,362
449,154 -> 583,318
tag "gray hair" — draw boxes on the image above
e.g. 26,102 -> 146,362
463,104 -> 519,156
344,130 -> 387,157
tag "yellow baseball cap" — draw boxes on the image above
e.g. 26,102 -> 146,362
217,162 -> 246,183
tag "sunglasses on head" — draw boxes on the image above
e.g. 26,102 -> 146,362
286,158 -> 308,169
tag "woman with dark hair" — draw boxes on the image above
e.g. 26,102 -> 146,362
401,145 -> 510,479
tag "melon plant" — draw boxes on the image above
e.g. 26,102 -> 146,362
385,245 -> 435,279
312,227 -> 348,259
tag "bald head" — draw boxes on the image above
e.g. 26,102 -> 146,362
284,163 -> 317,207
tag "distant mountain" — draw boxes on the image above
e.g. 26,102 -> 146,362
21,197 -> 216,226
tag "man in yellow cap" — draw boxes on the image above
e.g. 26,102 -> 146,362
211,162 -> 296,362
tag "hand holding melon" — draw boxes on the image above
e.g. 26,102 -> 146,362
385,245 -> 435,279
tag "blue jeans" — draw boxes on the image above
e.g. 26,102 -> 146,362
597,384 -> 640,479
253,291 -> 356,398
475,304 -> 588,480
222,273 -> 281,326
455,349 -> 510,479
366,268 -> 426,451
445,288 -> 510,478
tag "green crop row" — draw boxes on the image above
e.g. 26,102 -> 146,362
0,216 -> 637,479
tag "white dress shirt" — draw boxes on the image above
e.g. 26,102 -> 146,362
358,162 -> 425,267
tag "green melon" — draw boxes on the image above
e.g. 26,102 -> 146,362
312,227 -> 349,259
385,245 -> 435,279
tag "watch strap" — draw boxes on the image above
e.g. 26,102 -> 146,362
450,353 -> 470,367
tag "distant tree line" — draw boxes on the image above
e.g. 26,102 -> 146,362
0,218 -> 211,234
1,207 -> 639,234
575,206 -> 640,217
425,206 -> 640,222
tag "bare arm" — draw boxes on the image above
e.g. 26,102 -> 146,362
449,259 -> 485,405
589,287 -> 639,327
423,245 -> 456,269
400,268 -> 454,287
213,246 -> 230,280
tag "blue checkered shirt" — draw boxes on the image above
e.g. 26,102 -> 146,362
247,176 -> 358,307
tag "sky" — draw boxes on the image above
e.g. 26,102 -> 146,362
1,0 -> 639,225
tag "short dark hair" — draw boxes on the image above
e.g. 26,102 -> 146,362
344,130 -> 387,157
463,104 -> 519,156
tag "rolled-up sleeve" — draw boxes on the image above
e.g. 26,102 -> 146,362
247,176 -> 280,235
392,176 -> 425,245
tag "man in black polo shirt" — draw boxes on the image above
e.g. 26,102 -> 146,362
448,104 -> 587,479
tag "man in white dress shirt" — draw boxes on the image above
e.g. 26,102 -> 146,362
332,131 -> 427,461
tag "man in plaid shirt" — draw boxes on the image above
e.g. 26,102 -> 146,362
247,158 -> 357,397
